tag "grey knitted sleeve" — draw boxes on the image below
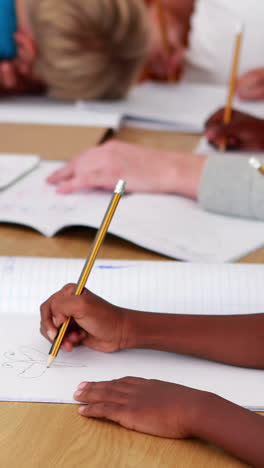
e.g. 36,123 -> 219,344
198,155 -> 264,220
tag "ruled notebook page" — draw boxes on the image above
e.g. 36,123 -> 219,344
1,257 -> 263,316
1,259 -> 264,409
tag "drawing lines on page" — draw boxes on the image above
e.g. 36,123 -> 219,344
1,346 -> 88,379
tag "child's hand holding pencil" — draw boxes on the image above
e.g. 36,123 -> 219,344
205,108 -> 264,151
40,284 -> 126,353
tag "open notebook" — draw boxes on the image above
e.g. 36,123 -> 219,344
0,159 -> 263,263
78,81 -> 264,133
0,258 -> 263,409
0,95 -> 122,129
1,81 -> 264,133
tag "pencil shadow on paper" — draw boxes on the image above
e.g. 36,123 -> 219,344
1,346 -> 87,379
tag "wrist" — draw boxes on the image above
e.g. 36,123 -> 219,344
188,391 -> 223,438
169,153 -> 207,199
170,389 -> 216,438
189,390 -> 264,467
186,154 -> 207,199
120,309 -> 151,350
120,310 -> 187,352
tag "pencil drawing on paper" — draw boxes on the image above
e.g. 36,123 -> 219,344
1,346 -> 87,379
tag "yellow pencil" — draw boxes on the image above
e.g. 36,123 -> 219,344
221,26 -> 244,150
155,0 -> 175,82
46,180 -> 126,368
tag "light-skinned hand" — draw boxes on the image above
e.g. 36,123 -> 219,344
237,68 -> 264,101
47,141 -> 205,199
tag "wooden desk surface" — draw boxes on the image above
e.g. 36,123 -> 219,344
0,123 -> 106,160
0,125 -> 262,468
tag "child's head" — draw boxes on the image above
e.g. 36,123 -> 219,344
25,0 -> 150,101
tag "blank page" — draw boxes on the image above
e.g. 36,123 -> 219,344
0,161 -> 112,236
78,81 -> 264,131
0,154 -> 39,190
110,193 -> 264,262
0,95 -> 122,129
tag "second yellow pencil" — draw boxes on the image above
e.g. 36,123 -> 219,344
221,26 -> 244,150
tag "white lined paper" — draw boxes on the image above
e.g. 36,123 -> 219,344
1,257 -> 264,316
1,259 -> 264,408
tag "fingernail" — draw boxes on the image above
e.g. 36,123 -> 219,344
78,382 -> 87,390
74,390 -> 82,398
79,406 -> 86,415
47,329 -> 56,341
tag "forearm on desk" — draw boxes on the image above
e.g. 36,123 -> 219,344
192,392 -> 264,468
122,311 -> 264,368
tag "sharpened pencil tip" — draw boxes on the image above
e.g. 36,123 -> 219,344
47,355 -> 55,368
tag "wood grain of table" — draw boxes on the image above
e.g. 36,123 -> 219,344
0,402 -> 250,468
0,125 -> 262,468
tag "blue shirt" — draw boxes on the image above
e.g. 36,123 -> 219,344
0,0 -> 17,59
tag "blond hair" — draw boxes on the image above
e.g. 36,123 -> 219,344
27,0 -> 150,101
